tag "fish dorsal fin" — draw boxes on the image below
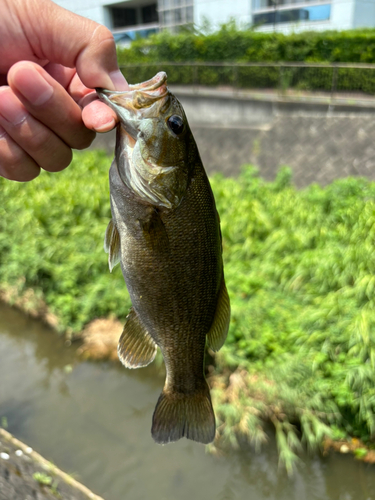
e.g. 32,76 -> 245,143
118,307 -> 157,369
104,219 -> 121,272
207,278 -> 231,352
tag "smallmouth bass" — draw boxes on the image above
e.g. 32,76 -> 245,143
96,72 -> 230,445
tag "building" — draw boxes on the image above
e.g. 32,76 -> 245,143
54,0 -> 375,41
252,0 -> 375,33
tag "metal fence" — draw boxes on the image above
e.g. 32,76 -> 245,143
119,62 -> 375,102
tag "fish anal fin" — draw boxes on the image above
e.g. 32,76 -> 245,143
207,278 -> 231,352
104,219 -> 121,272
152,384 -> 215,445
118,307 -> 157,369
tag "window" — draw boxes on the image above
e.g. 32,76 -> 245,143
111,7 -> 137,28
158,0 -> 194,28
186,5 -> 193,22
142,4 -> 158,23
174,8 -> 182,22
253,4 -> 331,25
109,3 -> 158,28
254,0 -> 324,7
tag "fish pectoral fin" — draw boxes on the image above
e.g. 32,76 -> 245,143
139,209 -> 169,253
207,277 -> 231,352
118,307 -> 157,369
104,219 -> 121,272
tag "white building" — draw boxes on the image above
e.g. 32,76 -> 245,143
54,0 -> 375,40
252,0 -> 375,33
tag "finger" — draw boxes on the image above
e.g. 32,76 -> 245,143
68,73 -> 118,132
43,63 -> 76,91
0,87 -> 72,173
82,100 -> 117,132
0,125 -> 40,182
45,66 -> 118,132
8,61 -> 96,150
19,0 -> 128,91
69,72 -> 101,106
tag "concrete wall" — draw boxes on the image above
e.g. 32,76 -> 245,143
91,91 -> 375,188
179,92 -> 375,187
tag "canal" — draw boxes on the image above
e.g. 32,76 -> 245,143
1,302 -> 374,500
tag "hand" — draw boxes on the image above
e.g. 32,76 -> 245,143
0,0 -> 129,182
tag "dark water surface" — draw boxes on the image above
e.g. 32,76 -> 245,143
1,302 -> 375,500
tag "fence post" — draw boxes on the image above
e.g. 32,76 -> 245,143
193,64 -> 198,93
278,64 -> 285,97
233,65 -> 238,95
331,65 -> 338,101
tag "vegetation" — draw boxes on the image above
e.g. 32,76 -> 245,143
117,26 -> 375,94
0,151 -> 131,334
2,151 -> 375,466
33,472 -> 53,486
118,25 -> 375,64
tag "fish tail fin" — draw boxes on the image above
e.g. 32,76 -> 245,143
151,383 -> 215,445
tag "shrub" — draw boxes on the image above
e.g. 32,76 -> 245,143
2,152 -> 375,457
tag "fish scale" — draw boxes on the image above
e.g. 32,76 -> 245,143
97,72 -> 230,445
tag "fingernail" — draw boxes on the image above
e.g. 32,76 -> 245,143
95,118 -> 116,133
15,66 -> 54,106
0,89 -> 28,125
110,70 -> 129,91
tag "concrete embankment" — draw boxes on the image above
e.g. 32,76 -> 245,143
0,429 -> 104,500
91,86 -> 375,187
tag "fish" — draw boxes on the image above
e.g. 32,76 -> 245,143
96,72 -> 230,445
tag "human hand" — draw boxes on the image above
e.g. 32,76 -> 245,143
0,0 -> 128,182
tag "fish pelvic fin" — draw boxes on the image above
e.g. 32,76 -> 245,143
151,384 -> 215,445
207,277 -> 231,352
104,219 -> 121,272
118,307 -> 157,369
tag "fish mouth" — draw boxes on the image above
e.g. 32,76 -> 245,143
96,72 -> 169,140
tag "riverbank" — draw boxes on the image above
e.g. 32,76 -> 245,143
2,150 -> 375,469
0,428 -> 104,500
1,296 -> 374,472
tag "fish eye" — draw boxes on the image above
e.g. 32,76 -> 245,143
167,115 -> 184,135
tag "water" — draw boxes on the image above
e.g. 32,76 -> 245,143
1,302 -> 375,500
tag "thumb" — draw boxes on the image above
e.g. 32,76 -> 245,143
75,24 -> 130,91
19,0 -> 129,90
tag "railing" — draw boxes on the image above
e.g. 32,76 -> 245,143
119,62 -> 375,102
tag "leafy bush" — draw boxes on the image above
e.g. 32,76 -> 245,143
2,151 -> 375,457
118,26 -> 375,65
0,151 -> 132,333
117,26 -> 375,93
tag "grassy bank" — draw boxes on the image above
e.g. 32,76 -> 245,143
2,151 -> 375,468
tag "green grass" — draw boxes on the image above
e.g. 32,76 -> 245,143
2,151 -> 375,465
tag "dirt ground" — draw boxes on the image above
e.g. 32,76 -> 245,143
0,429 -> 104,500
